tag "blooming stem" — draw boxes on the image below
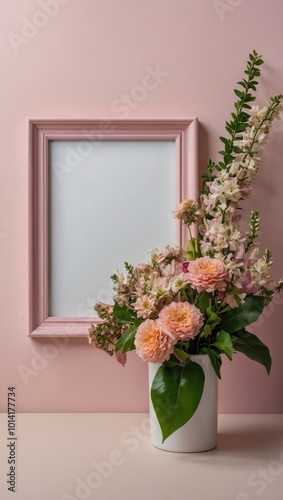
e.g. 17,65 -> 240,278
241,96 -> 283,164
173,347 -> 188,364
221,51 -> 264,166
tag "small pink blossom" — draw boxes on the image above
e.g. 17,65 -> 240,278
223,293 -> 246,309
236,169 -> 246,180
240,186 -> 251,198
163,263 -> 175,277
136,263 -> 151,273
115,349 -> 127,366
234,245 -> 245,260
183,261 -> 190,273
134,294 -> 156,319
229,241 -> 238,252
174,259 -> 185,274
236,270 -> 259,294
232,213 -> 242,223
114,294 -> 129,307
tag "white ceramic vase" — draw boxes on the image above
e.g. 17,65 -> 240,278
148,354 -> 218,452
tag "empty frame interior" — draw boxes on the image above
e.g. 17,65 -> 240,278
48,140 -> 176,317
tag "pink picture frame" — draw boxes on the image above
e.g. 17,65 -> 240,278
28,118 -> 198,337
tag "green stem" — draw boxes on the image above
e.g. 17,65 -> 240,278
173,347 -> 188,364
181,288 -> 189,302
188,226 -> 196,260
215,284 -> 231,314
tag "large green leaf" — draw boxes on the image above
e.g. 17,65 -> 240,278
218,296 -> 264,333
232,332 -> 272,374
115,325 -> 137,353
213,330 -> 233,360
151,361 -> 204,442
113,302 -> 134,322
202,348 -> 222,379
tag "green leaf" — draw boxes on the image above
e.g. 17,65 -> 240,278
207,312 -> 221,328
113,302 -> 134,322
199,291 -> 209,314
202,348 -> 222,379
151,361 -> 205,442
255,59 -> 264,66
218,296 -> 264,333
242,103 -> 252,110
246,95 -> 256,102
237,122 -> 248,131
115,325 -> 137,353
218,305 -> 231,315
203,324 -> 212,336
232,332 -> 272,374
237,81 -> 247,89
234,89 -> 243,99
213,330 -> 233,360
163,359 -> 181,369
219,136 -> 230,145
206,307 -> 221,329
233,328 -> 251,339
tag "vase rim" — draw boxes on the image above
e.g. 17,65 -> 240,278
148,353 -> 210,367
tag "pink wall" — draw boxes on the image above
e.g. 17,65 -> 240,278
1,0 -> 283,413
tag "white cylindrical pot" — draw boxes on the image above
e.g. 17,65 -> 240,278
148,354 -> 218,452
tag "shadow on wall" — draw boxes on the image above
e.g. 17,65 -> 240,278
198,122 -> 210,181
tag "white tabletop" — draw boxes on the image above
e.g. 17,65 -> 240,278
0,413 -> 283,500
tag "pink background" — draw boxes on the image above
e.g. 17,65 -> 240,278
1,0 -> 283,413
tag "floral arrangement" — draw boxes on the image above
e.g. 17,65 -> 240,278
89,51 -> 283,442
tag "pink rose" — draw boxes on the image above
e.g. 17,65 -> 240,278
134,320 -> 174,363
186,257 -> 227,293
158,302 -> 203,341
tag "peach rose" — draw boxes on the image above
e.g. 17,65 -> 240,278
134,320 -> 174,363
187,257 -> 227,293
158,302 -> 203,341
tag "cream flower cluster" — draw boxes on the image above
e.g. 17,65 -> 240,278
195,101 -> 283,304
